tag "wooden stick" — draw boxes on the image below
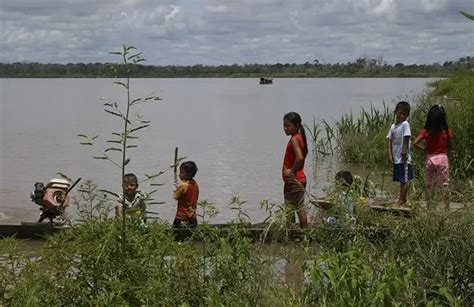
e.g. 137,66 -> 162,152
174,147 -> 179,184
174,147 -> 179,173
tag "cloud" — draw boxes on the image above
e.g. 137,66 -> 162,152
0,0 -> 471,65
371,0 -> 396,18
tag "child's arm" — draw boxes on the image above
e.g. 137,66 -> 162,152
173,182 -> 188,200
138,191 -> 149,212
283,136 -> 304,179
115,194 -> 125,217
115,204 -> 123,217
401,136 -> 410,162
387,139 -> 393,164
412,134 -> 425,151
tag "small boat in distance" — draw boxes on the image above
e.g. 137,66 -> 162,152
259,77 -> 273,84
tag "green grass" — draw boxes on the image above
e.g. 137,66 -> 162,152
1,203 -> 472,305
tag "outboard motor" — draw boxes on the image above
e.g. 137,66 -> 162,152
31,178 -> 71,223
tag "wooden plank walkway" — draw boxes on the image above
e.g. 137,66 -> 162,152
314,197 -> 467,218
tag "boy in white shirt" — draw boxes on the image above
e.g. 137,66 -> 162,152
387,101 -> 413,207
115,173 -> 148,222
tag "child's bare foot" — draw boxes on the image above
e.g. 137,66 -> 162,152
394,201 -> 406,208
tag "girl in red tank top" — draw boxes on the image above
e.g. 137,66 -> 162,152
412,105 -> 452,205
282,112 -> 309,228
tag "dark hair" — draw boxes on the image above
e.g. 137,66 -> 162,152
395,101 -> 411,116
180,161 -> 198,178
335,171 -> 353,187
424,104 -> 449,135
123,173 -> 138,185
283,112 -> 308,157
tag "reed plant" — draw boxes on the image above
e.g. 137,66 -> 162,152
334,103 -> 393,165
304,103 -> 394,167
77,45 -> 176,254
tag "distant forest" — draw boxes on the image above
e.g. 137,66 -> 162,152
1,56 -> 473,78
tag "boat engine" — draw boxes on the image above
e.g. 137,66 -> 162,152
31,178 -> 71,223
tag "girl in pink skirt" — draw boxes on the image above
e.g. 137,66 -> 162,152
412,105 -> 453,207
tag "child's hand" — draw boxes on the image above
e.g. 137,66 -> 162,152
401,152 -> 408,162
187,208 -> 195,219
282,168 -> 294,180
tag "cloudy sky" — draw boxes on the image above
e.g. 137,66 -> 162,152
0,0 -> 472,65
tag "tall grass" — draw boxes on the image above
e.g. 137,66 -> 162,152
2,204 -> 473,305
335,103 -> 393,165
305,103 -> 394,165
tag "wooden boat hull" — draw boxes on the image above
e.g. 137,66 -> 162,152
0,223 -> 67,239
0,222 -> 312,242
259,77 -> 273,84
1,221 -> 392,242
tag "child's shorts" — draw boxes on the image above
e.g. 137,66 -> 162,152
393,163 -> 413,183
284,179 -> 307,209
425,154 -> 449,187
173,218 -> 198,228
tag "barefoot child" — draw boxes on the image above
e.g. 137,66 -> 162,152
173,161 -> 199,228
387,101 -> 413,207
282,112 -> 309,228
412,105 -> 453,207
115,173 -> 148,222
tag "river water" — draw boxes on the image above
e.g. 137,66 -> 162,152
0,78 -> 435,224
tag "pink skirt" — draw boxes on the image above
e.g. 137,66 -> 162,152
425,153 -> 449,187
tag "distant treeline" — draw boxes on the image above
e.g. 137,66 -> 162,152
1,56 -> 473,78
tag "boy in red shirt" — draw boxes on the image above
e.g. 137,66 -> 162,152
173,161 -> 199,228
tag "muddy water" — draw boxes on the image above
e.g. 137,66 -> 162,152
0,78 -> 434,224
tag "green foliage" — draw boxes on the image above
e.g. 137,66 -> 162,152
228,196 -> 251,225
386,209 -> 474,303
302,246 -> 421,305
78,45 -> 162,182
74,180 -> 111,221
0,220 -> 287,305
460,11 -> 474,21
2,205 -> 473,305
335,103 -> 394,165
77,45 -> 170,254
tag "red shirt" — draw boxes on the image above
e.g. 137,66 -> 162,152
283,133 -> 306,183
418,129 -> 453,155
173,180 -> 199,220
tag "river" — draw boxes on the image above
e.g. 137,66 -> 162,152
0,78 -> 436,223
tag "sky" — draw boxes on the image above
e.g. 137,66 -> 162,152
0,0 -> 473,65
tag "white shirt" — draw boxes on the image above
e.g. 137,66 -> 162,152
387,120 -> 411,164
117,191 -> 148,219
